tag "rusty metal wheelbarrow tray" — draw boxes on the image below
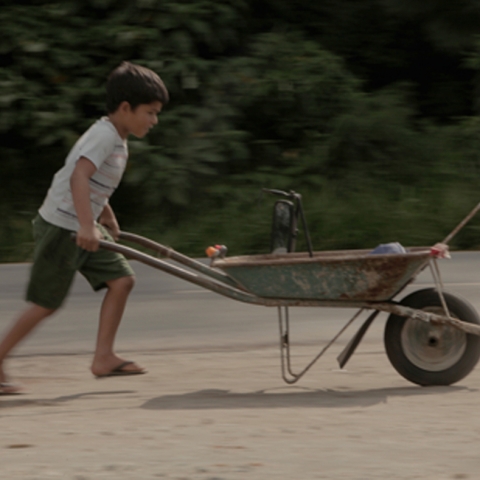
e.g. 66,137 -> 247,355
211,247 -> 430,303
101,233 -> 429,309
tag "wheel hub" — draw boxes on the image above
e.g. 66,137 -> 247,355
401,307 -> 467,372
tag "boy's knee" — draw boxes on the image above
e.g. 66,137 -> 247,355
125,275 -> 136,292
108,275 -> 136,293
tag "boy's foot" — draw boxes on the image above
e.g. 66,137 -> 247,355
0,382 -> 23,395
93,360 -> 146,378
0,365 -> 23,394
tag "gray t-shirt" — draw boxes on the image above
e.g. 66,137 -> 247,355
39,117 -> 128,231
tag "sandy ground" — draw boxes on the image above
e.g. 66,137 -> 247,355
2,341 -> 480,480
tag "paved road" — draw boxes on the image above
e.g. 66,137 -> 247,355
1,252 -> 480,357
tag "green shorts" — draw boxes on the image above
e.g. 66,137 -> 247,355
26,215 -> 135,310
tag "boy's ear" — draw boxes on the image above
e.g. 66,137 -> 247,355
118,101 -> 133,113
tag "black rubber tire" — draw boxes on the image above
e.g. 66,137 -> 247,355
384,288 -> 480,386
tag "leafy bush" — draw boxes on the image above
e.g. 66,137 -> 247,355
2,0 -> 480,262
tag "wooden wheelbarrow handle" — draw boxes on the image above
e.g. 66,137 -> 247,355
442,202 -> 480,245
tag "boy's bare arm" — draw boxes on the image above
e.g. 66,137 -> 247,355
98,203 -> 120,240
70,157 -> 102,251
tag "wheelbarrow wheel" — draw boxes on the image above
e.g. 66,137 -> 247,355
384,288 -> 480,386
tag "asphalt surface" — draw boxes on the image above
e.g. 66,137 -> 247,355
1,252 -> 480,357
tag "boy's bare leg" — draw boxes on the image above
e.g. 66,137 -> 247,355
90,275 -> 143,377
0,304 -> 55,391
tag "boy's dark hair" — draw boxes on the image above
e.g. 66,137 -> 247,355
106,61 -> 169,113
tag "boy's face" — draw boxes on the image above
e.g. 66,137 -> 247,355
126,101 -> 163,138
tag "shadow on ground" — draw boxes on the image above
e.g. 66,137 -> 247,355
140,385 -> 473,410
0,385 -> 475,410
0,390 -> 136,409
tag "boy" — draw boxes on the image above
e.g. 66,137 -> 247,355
0,62 -> 169,393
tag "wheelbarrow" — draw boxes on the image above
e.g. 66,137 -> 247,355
96,189 -> 480,387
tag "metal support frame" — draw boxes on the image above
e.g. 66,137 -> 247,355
277,306 -> 365,384
429,257 -> 451,318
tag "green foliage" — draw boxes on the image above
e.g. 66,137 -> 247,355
2,0 -> 480,263
327,86 -> 428,183
379,0 -> 480,51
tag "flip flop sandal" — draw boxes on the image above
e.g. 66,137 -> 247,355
95,361 -> 146,378
0,382 -> 23,395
